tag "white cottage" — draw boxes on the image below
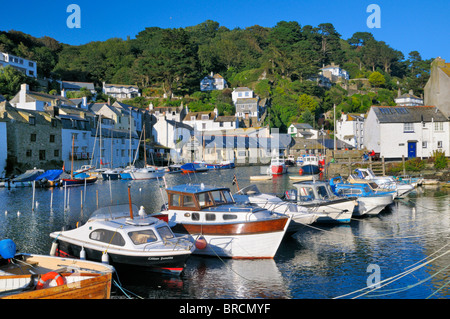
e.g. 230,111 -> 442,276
200,72 -> 227,91
364,106 -> 449,159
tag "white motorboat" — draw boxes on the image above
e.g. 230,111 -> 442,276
353,168 -> 414,198
330,177 -> 394,216
159,183 -> 290,259
130,166 -> 165,180
285,181 -> 357,223
233,184 -> 318,233
270,157 -> 288,175
49,204 -> 194,275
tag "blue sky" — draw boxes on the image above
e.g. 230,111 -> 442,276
0,0 -> 448,60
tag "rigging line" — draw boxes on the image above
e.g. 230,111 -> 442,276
426,278 -> 450,299
405,241 -> 450,270
363,263 -> 450,298
333,249 -> 450,299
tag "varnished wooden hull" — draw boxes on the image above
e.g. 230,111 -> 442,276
1,272 -> 112,299
171,217 -> 290,258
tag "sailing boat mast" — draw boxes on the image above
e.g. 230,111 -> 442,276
143,123 -> 147,167
70,134 -> 75,178
129,109 -> 132,166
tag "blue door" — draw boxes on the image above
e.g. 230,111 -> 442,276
408,142 -> 417,158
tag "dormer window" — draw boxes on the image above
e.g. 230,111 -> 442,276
29,117 -> 36,125
201,114 -> 209,120
191,116 -> 196,121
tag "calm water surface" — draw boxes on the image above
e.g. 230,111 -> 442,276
0,166 -> 449,299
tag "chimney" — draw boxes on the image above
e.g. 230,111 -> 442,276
61,89 -> 66,98
409,89 -> 414,95
148,102 -> 153,111
214,107 -> 218,119
19,83 -> 29,105
82,96 -> 87,109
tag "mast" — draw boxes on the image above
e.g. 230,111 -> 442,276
143,123 -> 147,167
70,134 -> 75,179
129,110 -> 132,166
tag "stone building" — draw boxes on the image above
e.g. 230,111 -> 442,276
0,101 -> 62,174
424,57 -> 450,119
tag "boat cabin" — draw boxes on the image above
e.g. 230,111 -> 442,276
166,184 -> 235,211
164,183 -> 274,225
84,204 -> 177,248
286,181 -> 335,202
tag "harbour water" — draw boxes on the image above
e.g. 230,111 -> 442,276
0,166 -> 449,299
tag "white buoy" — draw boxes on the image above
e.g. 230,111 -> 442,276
101,252 -> 109,264
50,242 -> 57,256
80,247 -> 86,260
17,211 -> 20,216
4,210 -> 7,215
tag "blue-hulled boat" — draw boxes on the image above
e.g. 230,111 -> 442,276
300,156 -> 320,175
329,177 -> 394,216
180,162 -> 209,173
205,160 -> 235,170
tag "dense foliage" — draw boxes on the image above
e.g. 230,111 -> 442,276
0,21 -> 433,132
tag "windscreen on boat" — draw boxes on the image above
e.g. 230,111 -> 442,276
236,185 -> 261,196
88,204 -> 139,221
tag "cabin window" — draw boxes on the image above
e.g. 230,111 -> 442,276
205,213 -> 216,221
223,214 -> 237,220
210,190 -> 226,204
297,187 -> 315,201
317,186 -> 329,199
128,230 -> 157,245
157,226 -> 174,241
89,229 -> 125,246
191,213 -> 200,221
183,195 -> 196,207
170,193 -> 181,207
197,192 -> 213,208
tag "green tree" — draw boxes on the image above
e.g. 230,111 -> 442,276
0,66 -> 37,99
368,71 -> 386,87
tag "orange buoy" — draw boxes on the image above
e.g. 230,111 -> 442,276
298,168 -> 303,175
195,237 -> 207,250
36,271 -> 65,290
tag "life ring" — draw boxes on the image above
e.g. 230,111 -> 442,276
36,271 -> 65,290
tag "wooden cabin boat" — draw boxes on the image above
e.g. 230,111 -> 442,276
159,184 -> 290,259
49,204 -> 194,275
0,239 -> 114,299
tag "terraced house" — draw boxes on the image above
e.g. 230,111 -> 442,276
0,101 -> 62,174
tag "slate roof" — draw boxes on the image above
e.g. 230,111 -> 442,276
62,81 -> 95,91
372,106 -> 447,123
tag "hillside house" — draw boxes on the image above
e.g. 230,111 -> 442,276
0,52 -> 37,77
200,72 -> 227,91
102,82 -> 141,99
